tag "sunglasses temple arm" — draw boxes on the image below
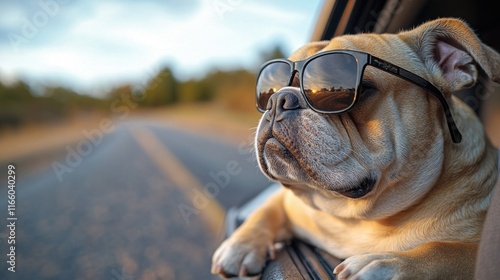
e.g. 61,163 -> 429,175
443,107 -> 463,144
369,57 -> 462,143
399,69 -> 462,144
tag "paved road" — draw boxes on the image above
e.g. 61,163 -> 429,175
0,120 -> 271,280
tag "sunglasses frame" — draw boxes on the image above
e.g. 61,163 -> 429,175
255,49 -> 462,143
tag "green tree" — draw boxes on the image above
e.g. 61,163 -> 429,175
179,79 -> 215,103
140,67 -> 178,106
0,81 -> 34,128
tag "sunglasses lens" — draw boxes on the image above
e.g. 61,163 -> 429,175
256,61 -> 291,111
303,53 -> 358,112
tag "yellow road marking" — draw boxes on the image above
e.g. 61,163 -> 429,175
130,126 -> 225,238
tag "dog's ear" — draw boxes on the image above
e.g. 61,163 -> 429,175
400,18 -> 500,94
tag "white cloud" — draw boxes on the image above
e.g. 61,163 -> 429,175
0,0 -> 322,95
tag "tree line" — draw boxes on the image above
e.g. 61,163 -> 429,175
0,45 -> 286,129
0,67 -> 258,129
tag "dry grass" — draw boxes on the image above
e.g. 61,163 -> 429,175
0,105 -> 262,164
0,115 -> 106,163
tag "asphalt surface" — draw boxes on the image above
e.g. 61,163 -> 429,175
0,120 -> 271,280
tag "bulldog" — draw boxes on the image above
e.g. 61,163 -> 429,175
212,18 -> 500,279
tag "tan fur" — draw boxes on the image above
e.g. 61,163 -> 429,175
212,18 -> 499,279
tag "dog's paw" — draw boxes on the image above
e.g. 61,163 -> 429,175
211,234 -> 275,278
334,252 -> 411,280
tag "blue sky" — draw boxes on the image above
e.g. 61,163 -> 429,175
0,0 -> 322,96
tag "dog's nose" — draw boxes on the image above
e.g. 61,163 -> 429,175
270,90 -> 300,111
267,87 -> 307,111
265,87 -> 308,122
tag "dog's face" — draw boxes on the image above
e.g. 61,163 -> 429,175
213,19 -> 500,279
255,20 -> 500,220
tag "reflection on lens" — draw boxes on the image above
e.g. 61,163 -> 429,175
256,62 -> 290,110
303,53 -> 357,112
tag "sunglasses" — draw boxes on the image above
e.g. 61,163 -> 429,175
255,50 -> 462,143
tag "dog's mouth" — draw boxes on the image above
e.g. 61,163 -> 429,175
336,177 -> 376,199
260,137 -> 296,181
260,137 -> 377,199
